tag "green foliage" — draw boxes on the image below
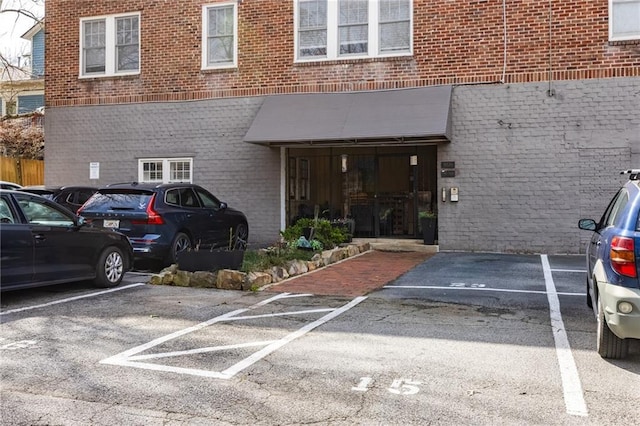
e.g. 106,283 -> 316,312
419,210 -> 437,219
240,245 -> 315,273
281,218 -> 348,249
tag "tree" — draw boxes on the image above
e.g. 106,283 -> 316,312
0,0 -> 44,158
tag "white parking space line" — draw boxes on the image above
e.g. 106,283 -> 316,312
550,269 -> 586,273
101,294 -> 367,380
0,283 -> 146,316
384,286 -> 585,297
541,255 -> 588,417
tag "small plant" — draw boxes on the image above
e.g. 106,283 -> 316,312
281,218 -> 348,250
240,244 -> 316,273
419,211 -> 437,219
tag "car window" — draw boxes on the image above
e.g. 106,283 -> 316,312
178,188 -> 200,208
17,198 -> 74,226
604,190 -> 628,228
165,189 -> 179,206
0,197 -> 16,224
195,187 -> 221,209
82,191 -> 154,212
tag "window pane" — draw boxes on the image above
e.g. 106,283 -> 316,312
142,161 -> 163,182
339,24 -> 368,54
207,6 -> 235,65
339,0 -> 368,24
208,36 -> 234,63
612,2 -> 640,38
339,0 -> 368,55
380,0 -> 410,52
116,16 -> 139,71
169,161 -> 191,183
83,20 -> 106,73
299,0 -> 327,57
380,21 -> 410,52
379,0 -> 410,21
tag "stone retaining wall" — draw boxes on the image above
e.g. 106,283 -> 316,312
148,242 -> 371,291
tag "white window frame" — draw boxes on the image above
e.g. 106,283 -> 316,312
294,0 -> 413,62
609,0 -> 640,41
79,12 -> 141,78
138,158 -> 193,184
201,2 -> 238,70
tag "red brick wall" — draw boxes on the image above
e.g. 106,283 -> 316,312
45,0 -> 640,106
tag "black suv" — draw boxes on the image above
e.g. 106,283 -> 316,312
78,183 -> 248,266
19,185 -> 98,214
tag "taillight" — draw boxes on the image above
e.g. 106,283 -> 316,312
610,236 -> 637,278
132,194 -> 164,225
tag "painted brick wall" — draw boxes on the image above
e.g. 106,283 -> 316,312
44,96 -> 282,247
439,77 -> 639,254
45,0 -> 639,107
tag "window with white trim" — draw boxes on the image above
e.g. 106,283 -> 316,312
610,0 -> 640,41
138,158 -> 193,184
202,2 -> 238,69
80,13 -> 140,77
295,0 -> 412,61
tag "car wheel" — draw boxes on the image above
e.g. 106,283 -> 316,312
233,223 -> 248,250
596,296 -> 629,359
94,246 -> 125,288
586,276 -> 593,309
168,232 -> 191,264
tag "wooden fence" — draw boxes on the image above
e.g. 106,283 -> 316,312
1,156 -> 44,186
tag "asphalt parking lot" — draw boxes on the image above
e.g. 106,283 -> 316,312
1,252 -> 639,425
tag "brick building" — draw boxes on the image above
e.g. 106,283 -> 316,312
44,0 -> 639,253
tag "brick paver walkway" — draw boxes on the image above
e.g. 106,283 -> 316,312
265,250 -> 433,297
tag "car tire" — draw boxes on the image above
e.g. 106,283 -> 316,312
586,276 -> 593,309
94,246 -> 125,288
168,232 -> 191,264
233,223 -> 249,250
596,296 -> 629,359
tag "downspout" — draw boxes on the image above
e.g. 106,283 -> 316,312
547,0 -> 555,96
501,0 -> 507,83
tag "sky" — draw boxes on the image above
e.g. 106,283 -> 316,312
0,0 -> 44,65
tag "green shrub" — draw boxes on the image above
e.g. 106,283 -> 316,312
281,218 -> 348,249
240,245 -> 316,273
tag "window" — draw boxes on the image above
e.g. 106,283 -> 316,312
80,13 -> 140,77
295,0 -> 412,61
138,158 -> 193,184
202,3 -> 238,69
610,0 -> 640,41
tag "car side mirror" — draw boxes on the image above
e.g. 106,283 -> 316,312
578,218 -> 597,231
219,202 -> 228,210
76,216 -> 87,227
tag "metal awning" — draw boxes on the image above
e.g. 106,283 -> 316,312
243,86 -> 452,147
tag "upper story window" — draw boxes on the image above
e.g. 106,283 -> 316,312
138,158 -> 193,184
610,0 -> 640,41
295,0 -> 412,62
80,13 -> 140,78
202,2 -> 238,69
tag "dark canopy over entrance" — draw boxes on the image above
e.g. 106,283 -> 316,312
243,86 -> 452,146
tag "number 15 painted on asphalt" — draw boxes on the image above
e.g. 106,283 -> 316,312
352,377 -> 421,395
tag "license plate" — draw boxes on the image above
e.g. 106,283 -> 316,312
103,219 -> 120,229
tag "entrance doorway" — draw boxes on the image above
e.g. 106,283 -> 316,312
287,146 -> 438,239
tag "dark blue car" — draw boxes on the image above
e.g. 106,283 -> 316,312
578,169 -> 640,359
77,183 -> 249,266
